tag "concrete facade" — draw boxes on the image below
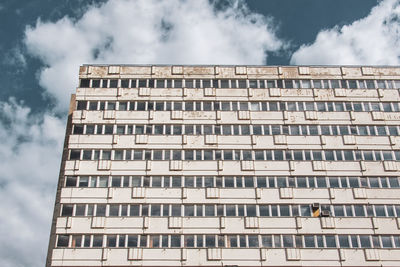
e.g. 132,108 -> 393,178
47,65 -> 400,267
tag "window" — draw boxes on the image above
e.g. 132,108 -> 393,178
248,236 -> 259,247
339,235 -> 350,248
128,235 -> 138,247
57,235 -> 69,247
72,235 -> 82,248
80,79 -> 90,87
151,205 -> 161,216
83,235 -> 91,247
109,205 -> 119,216
93,235 -> 103,247
316,236 -> 324,248
261,235 -> 272,247
329,177 -> 339,188
360,236 -> 371,248
271,205 -> 278,216
316,177 -> 327,188
184,205 -> 195,216
350,235 -> 359,248
61,205 -> 73,216
381,236 -> 393,248
70,150 -> 80,160
205,205 -> 215,216
205,235 -> 216,247
300,205 -> 311,216
366,80 -> 375,89
114,150 -> 123,160
239,235 -> 247,247
226,205 -> 236,216
304,236 -> 315,248
334,205 -> 344,216
75,205 -> 85,216
266,235 -> 278,248
73,125 -> 84,134
352,205 -> 364,217
120,79 -> 130,88
171,205 -> 181,216
171,235 -> 181,247
390,178 -> 400,188
197,235 -> 204,247
227,235 -> 237,247
283,235 -> 293,247
107,235 -> 117,247
86,125 -> 95,134
375,205 -> 386,217
280,205 -> 290,216
329,80 -> 339,88
204,150 -> 213,160
247,205 -> 257,216
65,176 -> 77,187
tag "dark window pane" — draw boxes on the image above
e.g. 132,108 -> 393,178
70,150 -> 81,160
128,235 -> 138,247
339,235 -> 350,248
92,79 -> 100,87
93,235 -> 103,247
206,235 -> 216,247
171,235 -> 181,247
61,205 -> 73,216
66,176 -> 77,187
73,125 -> 83,134
121,79 -> 129,88
283,235 -> 293,247
280,205 -> 290,216
80,79 -> 90,87
360,236 -> 371,248
107,235 -> 117,247
248,235 -> 259,247
246,205 -> 257,216
138,79 -> 146,87
325,235 -> 336,248
304,235 -> 315,247
109,79 -> 118,88
77,101 -> 87,110
57,235 -> 69,247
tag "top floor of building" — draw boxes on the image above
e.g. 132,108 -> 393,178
79,65 -> 400,81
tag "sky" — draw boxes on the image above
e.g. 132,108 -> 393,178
0,0 -> 399,266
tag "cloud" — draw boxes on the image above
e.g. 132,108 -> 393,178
0,99 -> 65,267
2,47 -> 27,69
24,0 -> 284,111
0,1 -> 286,267
290,0 -> 400,65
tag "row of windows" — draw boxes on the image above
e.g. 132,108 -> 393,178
72,123 -> 400,136
69,149 -> 400,161
76,100 -> 400,112
79,78 -> 400,90
60,203 -> 400,218
65,175 -> 400,189
57,233 -> 400,249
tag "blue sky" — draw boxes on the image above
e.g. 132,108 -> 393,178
0,0 -> 399,266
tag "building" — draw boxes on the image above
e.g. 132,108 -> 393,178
47,65 -> 400,267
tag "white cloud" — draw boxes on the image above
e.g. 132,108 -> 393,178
291,0 -> 400,65
0,99 -> 65,267
24,0 -> 284,111
0,1 -> 285,267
